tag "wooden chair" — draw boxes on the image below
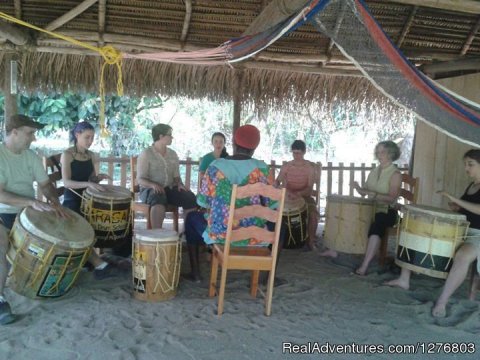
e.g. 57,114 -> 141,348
41,153 -> 64,198
130,156 -> 179,231
378,173 -> 419,266
208,183 -> 286,316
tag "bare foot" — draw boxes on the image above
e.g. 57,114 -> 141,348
431,303 -> 447,318
353,268 -> 366,276
319,249 -> 338,258
383,278 -> 409,290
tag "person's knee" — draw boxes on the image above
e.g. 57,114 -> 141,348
151,204 -> 166,212
455,244 -> 477,263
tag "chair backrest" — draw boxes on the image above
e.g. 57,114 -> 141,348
130,156 -> 140,194
224,183 -> 286,254
399,173 -> 419,205
43,153 -> 64,197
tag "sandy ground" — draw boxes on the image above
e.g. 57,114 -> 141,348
1,222 -> 479,360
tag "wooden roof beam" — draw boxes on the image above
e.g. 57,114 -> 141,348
0,20 -> 30,45
14,0 -> 22,20
396,5 -> 418,48
420,57 -> 480,76
460,15 -> 480,55
326,0 -> 347,62
98,0 -> 106,35
45,0 -> 98,32
382,0 -> 480,14
180,0 -> 193,47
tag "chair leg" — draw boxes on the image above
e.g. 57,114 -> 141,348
209,252 -> 219,297
265,268 -> 275,316
469,261 -> 479,301
217,267 -> 228,316
378,231 -> 389,267
173,210 -> 179,232
250,270 -> 260,298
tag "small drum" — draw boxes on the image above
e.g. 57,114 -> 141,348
81,185 -> 132,248
7,207 -> 95,299
282,196 -> 308,249
323,195 -> 376,254
132,229 -> 181,302
395,204 -> 469,279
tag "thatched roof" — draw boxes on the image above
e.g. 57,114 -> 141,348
1,0 -> 480,109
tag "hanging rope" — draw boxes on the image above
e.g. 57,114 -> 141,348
0,11 -> 123,136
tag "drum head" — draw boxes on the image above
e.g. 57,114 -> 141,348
85,185 -> 132,200
19,207 -> 95,248
135,229 -> 179,243
327,195 -> 374,205
403,204 -> 467,220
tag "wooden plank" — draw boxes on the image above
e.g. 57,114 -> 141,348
349,162 -> 355,196
432,130 -> 448,207
383,0 -> 480,14
338,162 -> 344,195
45,0 -> 99,32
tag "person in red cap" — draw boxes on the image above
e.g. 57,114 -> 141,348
184,124 -> 285,283
0,115 -> 70,325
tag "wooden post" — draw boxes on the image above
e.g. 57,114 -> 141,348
232,70 -> 243,140
3,53 -> 18,131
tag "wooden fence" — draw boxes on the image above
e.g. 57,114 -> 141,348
86,157 -> 408,217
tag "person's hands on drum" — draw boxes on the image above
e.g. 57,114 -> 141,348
352,181 -> 366,196
88,182 -> 106,192
96,173 -> 111,182
436,190 -> 461,211
31,200 -> 71,219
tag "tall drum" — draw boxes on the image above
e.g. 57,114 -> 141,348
282,196 -> 308,249
7,207 -> 95,299
323,195 -> 376,254
395,205 -> 469,279
81,185 -> 132,248
132,229 -> 181,302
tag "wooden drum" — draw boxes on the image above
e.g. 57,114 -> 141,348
81,185 -> 132,248
7,207 -> 94,299
323,195 -> 376,254
395,204 -> 469,279
282,196 -> 308,249
132,229 -> 181,302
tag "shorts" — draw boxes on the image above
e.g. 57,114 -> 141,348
368,209 -> 398,238
464,227 -> 480,274
140,186 -> 197,210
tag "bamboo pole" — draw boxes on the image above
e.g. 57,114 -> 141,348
45,0 -> 99,32
3,53 -> 18,128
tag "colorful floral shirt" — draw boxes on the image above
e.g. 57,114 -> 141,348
197,158 -> 272,246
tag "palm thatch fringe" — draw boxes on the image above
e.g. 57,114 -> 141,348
0,52 -> 388,112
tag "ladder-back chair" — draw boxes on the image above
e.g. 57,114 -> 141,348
208,183 -> 286,316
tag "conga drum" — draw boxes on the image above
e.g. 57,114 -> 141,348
132,229 -> 181,302
323,195 -> 376,254
7,207 -> 94,299
395,204 -> 469,279
81,185 -> 132,248
282,196 -> 308,249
